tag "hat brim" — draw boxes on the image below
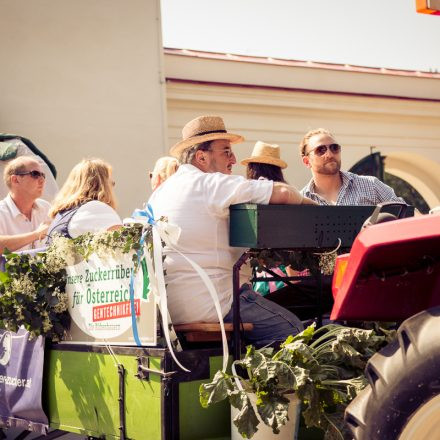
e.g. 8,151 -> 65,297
170,132 -> 244,158
241,156 -> 287,169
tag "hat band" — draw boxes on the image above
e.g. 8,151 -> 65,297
191,129 -> 227,137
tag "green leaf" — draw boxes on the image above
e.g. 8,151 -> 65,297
199,370 -> 234,408
53,321 -> 64,336
323,411 -> 350,440
237,347 -> 267,377
231,392 -> 259,439
300,383 -> 323,429
30,316 -> 42,330
0,271 -> 10,283
277,340 -> 317,367
281,323 -> 316,345
256,391 -> 289,434
265,361 -> 295,393
228,389 -> 246,409
48,295 -> 59,306
291,366 -> 310,388
328,341 -> 365,369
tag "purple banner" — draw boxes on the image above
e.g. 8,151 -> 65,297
0,328 -> 48,434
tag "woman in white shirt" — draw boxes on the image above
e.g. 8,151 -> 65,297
47,158 -> 122,240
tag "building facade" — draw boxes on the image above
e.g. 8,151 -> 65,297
164,49 -> 440,210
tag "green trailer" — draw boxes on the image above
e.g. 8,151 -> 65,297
43,344 -> 230,440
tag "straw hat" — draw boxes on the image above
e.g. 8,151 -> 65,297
241,141 -> 287,169
170,115 -> 244,157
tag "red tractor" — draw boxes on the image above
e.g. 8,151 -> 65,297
330,208 -> 440,439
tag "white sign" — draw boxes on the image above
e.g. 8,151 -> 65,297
62,253 -> 156,345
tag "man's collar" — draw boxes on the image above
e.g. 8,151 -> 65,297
181,163 -> 210,174
181,164 -> 201,172
303,177 -> 316,194
308,171 -> 352,190
339,171 -> 353,189
5,194 -> 22,218
5,193 -> 42,217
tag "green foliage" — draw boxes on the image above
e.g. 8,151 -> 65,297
0,249 -> 69,341
0,224 -> 145,341
72,223 -> 144,265
230,390 -> 260,438
199,323 -> 394,439
250,247 -> 340,277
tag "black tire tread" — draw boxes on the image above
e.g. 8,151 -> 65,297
345,306 -> 440,440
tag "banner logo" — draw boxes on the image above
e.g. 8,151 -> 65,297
64,253 -> 157,345
0,331 -> 11,366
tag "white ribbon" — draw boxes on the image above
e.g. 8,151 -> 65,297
125,215 -> 229,374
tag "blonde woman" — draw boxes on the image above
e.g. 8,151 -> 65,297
47,158 -> 122,240
150,156 -> 179,191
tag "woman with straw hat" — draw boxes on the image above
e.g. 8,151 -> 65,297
241,141 -> 288,184
241,141 -> 313,308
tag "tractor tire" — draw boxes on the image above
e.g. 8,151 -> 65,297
345,306 -> 440,440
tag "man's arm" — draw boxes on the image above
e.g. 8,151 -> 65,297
270,182 -> 317,205
0,223 -> 49,254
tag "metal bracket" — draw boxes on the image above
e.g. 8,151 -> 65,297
135,356 -> 176,382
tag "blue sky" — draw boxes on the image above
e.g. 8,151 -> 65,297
161,0 -> 440,72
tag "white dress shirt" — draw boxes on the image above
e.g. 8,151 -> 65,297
148,164 -> 273,324
0,194 -> 50,250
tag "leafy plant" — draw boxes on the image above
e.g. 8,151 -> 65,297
250,246 -> 341,277
0,249 -> 70,341
0,224 -> 145,341
200,323 -> 394,439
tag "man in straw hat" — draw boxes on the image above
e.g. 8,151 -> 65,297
148,115 -> 315,346
299,128 -> 404,205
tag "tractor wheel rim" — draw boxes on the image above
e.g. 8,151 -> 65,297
399,394 -> 440,440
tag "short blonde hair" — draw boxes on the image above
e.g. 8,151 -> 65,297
49,158 -> 116,218
151,156 -> 179,190
3,156 -> 41,188
299,128 -> 333,156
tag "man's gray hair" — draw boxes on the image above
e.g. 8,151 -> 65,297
179,141 -> 213,164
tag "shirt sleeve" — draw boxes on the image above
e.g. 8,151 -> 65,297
373,178 -> 406,204
68,201 -> 122,238
203,173 -> 273,218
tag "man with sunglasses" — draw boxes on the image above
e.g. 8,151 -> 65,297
0,156 -> 51,253
275,128 -> 405,320
300,128 -> 403,205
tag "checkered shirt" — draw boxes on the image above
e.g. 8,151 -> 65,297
300,171 -> 405,206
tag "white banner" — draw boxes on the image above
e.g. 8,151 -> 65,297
62,253 -> 156,345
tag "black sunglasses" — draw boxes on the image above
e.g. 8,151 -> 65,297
15,170 -> 46,179
305,143 -> 341,157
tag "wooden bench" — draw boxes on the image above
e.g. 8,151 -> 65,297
174,322 -> 254,343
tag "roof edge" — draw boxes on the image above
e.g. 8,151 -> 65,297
164,47 -> 440,80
